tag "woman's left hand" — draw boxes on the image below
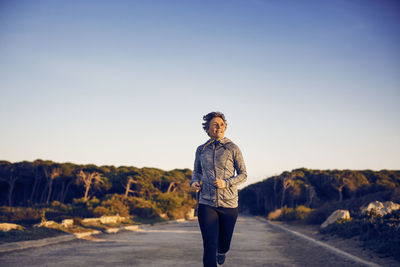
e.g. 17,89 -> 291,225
214,178 -> 226,189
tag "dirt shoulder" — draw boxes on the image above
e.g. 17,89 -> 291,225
272,220 -> 399,267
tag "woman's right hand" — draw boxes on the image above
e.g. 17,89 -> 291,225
191,182 -> 201,191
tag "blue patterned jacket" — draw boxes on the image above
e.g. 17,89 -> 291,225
190,137 -> 247,208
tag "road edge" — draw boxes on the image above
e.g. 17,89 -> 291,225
0,219 -> 191,254
255,216 -> 380,267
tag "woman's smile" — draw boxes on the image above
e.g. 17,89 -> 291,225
208,117 -> 226,140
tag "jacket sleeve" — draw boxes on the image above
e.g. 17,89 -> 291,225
224,145 -> 247,187
190,145 -> 203,187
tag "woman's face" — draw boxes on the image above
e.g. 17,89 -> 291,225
207,117 -> 226,140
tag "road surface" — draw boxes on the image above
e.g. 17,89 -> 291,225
0,216 -> 377,266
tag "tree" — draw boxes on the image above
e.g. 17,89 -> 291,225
330,173 -> 350,202
44,166 -> 62,205
305,184 -> 317,207
29,160 -> 44,205
0,164 -> 17,206
280,172 -> 295,208
124,176 -> 136,199
57,163 -> 76,203
76,170 -> 105,201
14,161 -> 35,206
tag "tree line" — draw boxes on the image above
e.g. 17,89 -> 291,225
0,160 -> 195,220
239,168 -> 400,217
2,160 -> 399,223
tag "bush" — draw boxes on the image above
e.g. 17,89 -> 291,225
0,205 -> 76,225
320,218 -> 359,238
321,210 -> 400,260
267,209 -> 282,220
153,193 -> 182,213
277,206 -> 296,221
93,194 -> 129,217
305,202 -> 345,225
152,192 -> 195,219
392,188 -> 400,203
0,207 -> 42,224
275,206 -> 312,222
70,197 -> 101,218
294,205 -> 312,220
126,196 -> 162,219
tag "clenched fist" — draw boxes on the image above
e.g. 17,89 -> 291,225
214,178 -> 226,189
191,181 -> 201,191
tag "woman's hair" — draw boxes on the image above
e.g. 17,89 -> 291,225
202,111 -> 227,132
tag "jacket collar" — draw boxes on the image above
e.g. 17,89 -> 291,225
202,137 -> 231,151
207,137 -> 231,145
219,137 -> 231,144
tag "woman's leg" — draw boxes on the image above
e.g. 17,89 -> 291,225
217,207 -> 238,254
198,204 -> 219,267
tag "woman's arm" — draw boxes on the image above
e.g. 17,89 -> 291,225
190,145 -> 203,187
224,145 -> 247,187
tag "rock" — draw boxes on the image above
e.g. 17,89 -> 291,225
34,220 -> 59,229
61,219 -> 74,228
186,208 -> 196,220
321,210 -> 350,228
100,216 -> 128,224
82,216 -> 129,225
159,213 -> 168,219
361,201 -> 400,216
105,228 -> 120,234
124,225 -> 139,231
382,201 -> 400,215
361,201 -> 384,215
40,220 -> 59,228
82,218 -> 101,224
100,216 -> 119,224
0,223 -> 24,232
73,230 -> 101,239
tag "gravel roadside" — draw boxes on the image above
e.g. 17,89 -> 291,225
268,220 -> 399,267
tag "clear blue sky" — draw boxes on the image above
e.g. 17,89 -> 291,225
1,0 -> 399,187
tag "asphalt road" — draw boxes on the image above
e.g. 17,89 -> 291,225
0,216 -> 374,267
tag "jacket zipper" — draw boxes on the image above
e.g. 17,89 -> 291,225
214,143 -> 218,207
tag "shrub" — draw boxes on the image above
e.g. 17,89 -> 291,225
305,201 -> 345,225
0,207 -> 41,224
392,188 -> 400,203
70,197 -> 101,218
275,206 -> 312,222
126,196 -> 162,219
276,206 -> 296,221
320,218 -> 359,238
321,210 -> 400,260
153,193 -> 181,213
152,192 -> 195,219
51,201 -> 61,207
93,194 -> 129,217
294,205 -> 312,220
267,209 -> 282,220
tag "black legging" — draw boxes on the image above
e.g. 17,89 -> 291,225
197,203 -> 239,267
